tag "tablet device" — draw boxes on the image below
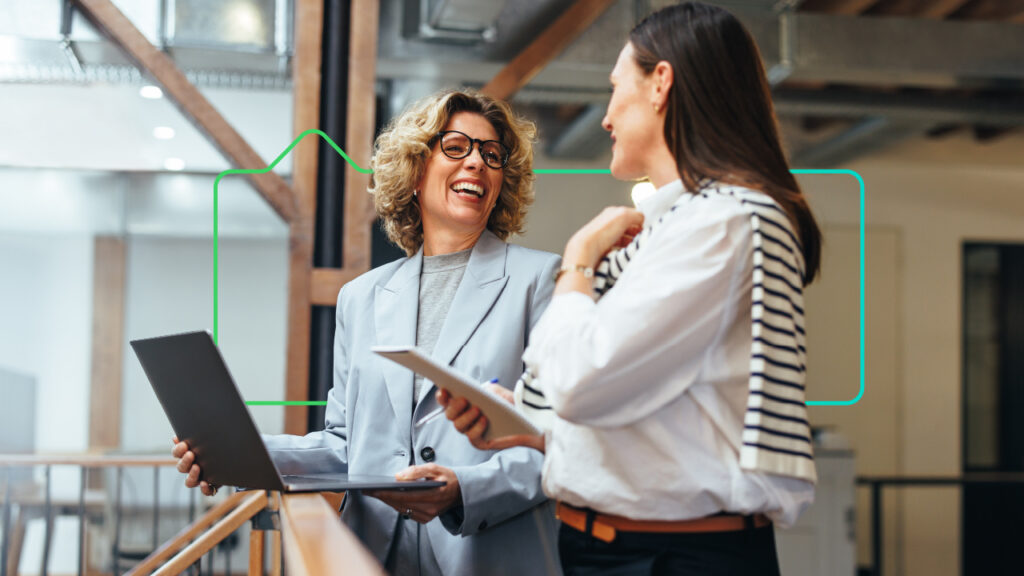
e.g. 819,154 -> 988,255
372,345 -> 541,441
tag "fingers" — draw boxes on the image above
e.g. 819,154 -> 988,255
185,463 -> 201,488
176,450 -> 194,474
395,464 -> 440,481
484,383 -> 514,404
465,415 -> 491,449
198,480 -> 216,497
451,404 -> 483,434
443,396 -> 471,422
171,440 -> 189,459
436,388 -> 451,407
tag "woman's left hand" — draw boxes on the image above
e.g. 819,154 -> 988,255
564,206 -> 645,269
365,465 -> 462,524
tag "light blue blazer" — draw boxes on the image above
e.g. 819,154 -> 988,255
263,230 -> 561,575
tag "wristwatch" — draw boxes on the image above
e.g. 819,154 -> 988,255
554,264 -> 594,282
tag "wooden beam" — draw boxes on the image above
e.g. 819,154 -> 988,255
342,0 -> 381,274
152,491 -> 268,576
286,221 -> 314,435
951,0 -> 1024,22
866,0 -> 971,18
311,268 -> 363,306
283,0 -> 325,435
481,0 -> 618,101
73,0 -> 297,223
799,0 -> 883,14
88,236 -> 125,451
280,493 -> 386,576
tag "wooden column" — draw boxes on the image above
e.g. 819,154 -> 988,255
284,0 -> 325,435
340,0 -> 380,274
88,236 -> 125,450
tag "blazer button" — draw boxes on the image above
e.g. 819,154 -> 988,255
420,446 -> 435,462
478,520 -> 488,531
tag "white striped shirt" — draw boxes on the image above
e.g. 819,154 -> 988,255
521,179 -> 815,527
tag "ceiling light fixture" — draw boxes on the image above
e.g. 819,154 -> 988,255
140,85 -> 163,99
153,126 -> 175,140
164,158 -> 185,171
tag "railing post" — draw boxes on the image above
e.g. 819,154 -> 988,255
113,466 -> 122,575
152,466 -> 160,552
78,466 -> 86,576
2,466 -> 11,576
41,465 -> 51,576
871,481 -> 882,576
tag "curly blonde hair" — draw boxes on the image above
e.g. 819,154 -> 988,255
370,89 -> 537,255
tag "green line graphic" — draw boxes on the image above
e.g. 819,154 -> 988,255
214,131 -> 864,408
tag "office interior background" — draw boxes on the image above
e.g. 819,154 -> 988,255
1,0 -> 1023,574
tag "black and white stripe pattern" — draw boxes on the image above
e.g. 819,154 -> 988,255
516,182 -> 816,484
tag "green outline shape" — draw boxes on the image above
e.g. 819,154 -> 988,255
213,131 -> 865,407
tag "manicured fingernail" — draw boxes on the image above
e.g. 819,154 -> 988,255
489,378 -> 499,383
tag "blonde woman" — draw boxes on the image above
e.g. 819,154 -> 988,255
173,90 -> 560,575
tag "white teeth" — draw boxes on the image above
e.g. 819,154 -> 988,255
451,182 -> 484,197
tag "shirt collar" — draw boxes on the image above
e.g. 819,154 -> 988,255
635,179 -> 685,222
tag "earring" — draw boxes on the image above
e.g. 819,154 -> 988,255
413,190 -> 419,197
653,103 -> 661,113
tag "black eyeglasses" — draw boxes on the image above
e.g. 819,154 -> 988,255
436,130 -> 509,169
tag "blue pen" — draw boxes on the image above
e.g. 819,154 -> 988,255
414,378 -> 499,428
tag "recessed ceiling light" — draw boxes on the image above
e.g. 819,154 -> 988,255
164,158 -> 185,171
153,126 -> 175,140
631,182 -> 656,206
140,85 -> 163,99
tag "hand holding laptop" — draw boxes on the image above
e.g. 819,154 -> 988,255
171,436 -> 218,496
365,463 -> 463,524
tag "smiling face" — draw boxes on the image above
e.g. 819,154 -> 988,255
602,43 -> 663,181
417,111 -> 505,251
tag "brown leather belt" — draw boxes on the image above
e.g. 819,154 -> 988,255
556,502 -> 771,543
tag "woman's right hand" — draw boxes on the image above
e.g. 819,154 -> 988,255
171,436 -> 218,496
436,389 -> 546,453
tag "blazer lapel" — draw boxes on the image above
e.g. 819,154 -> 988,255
420,231 -> 509,404
375,250 -> 422,438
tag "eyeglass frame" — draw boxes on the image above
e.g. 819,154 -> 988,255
434,130 -> 510,169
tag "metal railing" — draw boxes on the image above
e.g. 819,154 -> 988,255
0,454 -> 198,576
856,473 -> 1024,576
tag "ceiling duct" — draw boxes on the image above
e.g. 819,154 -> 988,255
0,0 -> 293,88
403,0 -> 506,44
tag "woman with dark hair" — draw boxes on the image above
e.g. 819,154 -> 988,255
442,3 -> 822,574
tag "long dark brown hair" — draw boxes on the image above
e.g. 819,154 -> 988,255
629,2 -> 821,283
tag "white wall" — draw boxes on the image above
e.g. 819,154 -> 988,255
121,235 -> 290,453
0,232 -> 93,454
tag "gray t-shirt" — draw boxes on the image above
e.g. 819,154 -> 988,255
413,248 -> 471,405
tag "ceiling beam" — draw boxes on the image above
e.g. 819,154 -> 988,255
481,0 -> 619,100
72,0 -> 297,223
798,0 -> 882,14
866,0 -> 972,18
774,87 -> 1024,124
791,117 -> 927,167
952,0 -> 1024,23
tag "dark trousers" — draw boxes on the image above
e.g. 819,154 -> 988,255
558,522 -> 782,576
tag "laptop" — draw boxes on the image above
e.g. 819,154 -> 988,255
130,331 -> 444,493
